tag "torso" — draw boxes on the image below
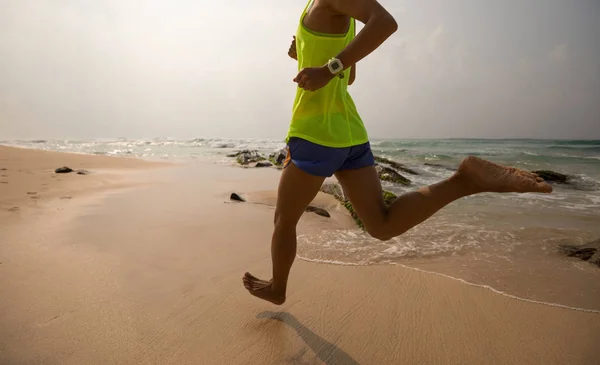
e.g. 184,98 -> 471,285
287,0 -> 368,148
302,0 -> 350,36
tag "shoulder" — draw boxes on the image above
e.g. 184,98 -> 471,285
321,0 -> 383,22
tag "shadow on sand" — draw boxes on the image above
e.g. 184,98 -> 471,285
257,311 -> 360,365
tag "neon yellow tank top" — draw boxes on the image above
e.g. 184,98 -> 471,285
286,0 -> 369,148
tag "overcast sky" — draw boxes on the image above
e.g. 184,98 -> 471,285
1,0 -> 599,140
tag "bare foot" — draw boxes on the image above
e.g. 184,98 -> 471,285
242,272 -> 286,305
457,156 -> 553,194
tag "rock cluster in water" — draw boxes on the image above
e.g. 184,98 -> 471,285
227,150 -> 266,166
227,151 -> 586,229
319,182 -> 397,229
532,170 -> 569,184
560,239 -> 600,268
228,150 -> 415,185
373,156 -> 419,175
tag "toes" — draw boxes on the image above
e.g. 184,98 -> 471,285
541,184 -> 552,193
242,276 -> 271,292
535,182 -> 553,193
245,272 -> 271,285
517,169 -> 538,180
242,276 -> 258,290
515,170 -> 552,193
245,272 -> 260,281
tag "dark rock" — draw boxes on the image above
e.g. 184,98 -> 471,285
269,148 -> 288,166
233,150 -> 266,165
0,168 -> 6,170
226,151 -> 242,158
319,181 -> 397,229
559,239 -> 600,268
320,182 -> 345,202
376,165 -> 411,186
424,163 -> 457,172
230,193 -> 245,202
343,190 -> 397,229
76,169 -> 89,175
591,252 -> 600,267
255,161 -> 273,168
305,206 -> 330,218
382,190 -> 397,206
55,166 -> 73,174
27,192 -> 37,195
374,156 -> 419,175
532,170 -> 569,184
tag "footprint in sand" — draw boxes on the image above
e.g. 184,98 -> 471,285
8,207 -> 19,212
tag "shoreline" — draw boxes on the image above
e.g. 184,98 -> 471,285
297,255 -> 600,314
3,144 -> 599,307
1,145 -> 599,364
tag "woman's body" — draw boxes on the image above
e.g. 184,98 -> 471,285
243,0 -> 552,305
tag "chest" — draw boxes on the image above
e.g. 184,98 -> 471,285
302,0 -> 351,36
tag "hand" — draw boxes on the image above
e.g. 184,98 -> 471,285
293,66 -> 335,91
288,36 -> 297,60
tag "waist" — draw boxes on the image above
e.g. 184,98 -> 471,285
289,98 -> 368,147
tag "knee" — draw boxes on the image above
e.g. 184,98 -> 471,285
273,208 -> 299,227
364,223 -> 394,242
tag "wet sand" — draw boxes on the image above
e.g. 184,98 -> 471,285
1,146 -> 599,365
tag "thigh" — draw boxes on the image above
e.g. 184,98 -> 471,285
276,161 -> 326,225
338,141 -> 375,172
334,166 -> 387,229
285,137 -> 348,178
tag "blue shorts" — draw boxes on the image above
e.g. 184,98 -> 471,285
284,137 -> 375,177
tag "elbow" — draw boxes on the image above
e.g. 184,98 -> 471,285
385,15 -> 398,35
377,12 -> 398,36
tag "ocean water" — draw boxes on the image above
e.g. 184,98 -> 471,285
4,138 -> 600,311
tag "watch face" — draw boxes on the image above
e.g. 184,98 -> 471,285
331,61 -> 341,71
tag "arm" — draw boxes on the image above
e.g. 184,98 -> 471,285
348,22 -> 357,86
349,65 -> 356,85
294,0 -> 395,91
288,36 -> 297,61
329,0 -> 397,70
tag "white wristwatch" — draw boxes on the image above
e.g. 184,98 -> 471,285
327,57 -> 344,78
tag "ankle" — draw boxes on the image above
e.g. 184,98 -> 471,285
270,282 -> 287,297
449,172 -> 482,196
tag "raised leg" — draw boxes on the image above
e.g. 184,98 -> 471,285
243,163 -> 325,304
335,156 -> 552,241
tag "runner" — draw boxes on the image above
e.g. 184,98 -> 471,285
243,0 -> 552,305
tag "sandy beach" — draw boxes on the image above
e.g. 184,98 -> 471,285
1,145 -> 599,365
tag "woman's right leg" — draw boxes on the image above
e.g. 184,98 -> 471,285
335,156 -> 552,241
243,162 -> 324,305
